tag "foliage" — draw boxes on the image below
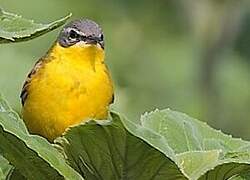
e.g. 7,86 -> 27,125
1,94 -> 250,179
0,8 -> 71,43
0,155 -> 11,180
56,113 -> 185,180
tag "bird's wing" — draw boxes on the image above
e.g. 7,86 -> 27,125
20,42 -> 57,106
20,58 -> 46,106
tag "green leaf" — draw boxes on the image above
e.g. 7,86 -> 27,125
229,172 -> 250,180
0,155 -> 12,180
0,8 -> 71,43
0,95 -> 83,180
5,168 -> 27,180
56,113 -> 187,180
58,109 -> 250,180
138,109 -> 250,180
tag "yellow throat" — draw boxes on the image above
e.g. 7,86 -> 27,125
22,43 -> 114,141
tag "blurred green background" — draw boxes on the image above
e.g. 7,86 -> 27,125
0,0 -> 250,139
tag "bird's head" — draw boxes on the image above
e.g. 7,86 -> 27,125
58,19 -> 104,50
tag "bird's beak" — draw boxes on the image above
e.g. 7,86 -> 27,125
85,37 -> 98,45
84,37 -> 104,49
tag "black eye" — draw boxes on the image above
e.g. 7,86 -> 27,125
100,34 -> 104,41
69,30 -> 79,40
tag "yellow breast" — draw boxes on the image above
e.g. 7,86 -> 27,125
22,43 -> 114,141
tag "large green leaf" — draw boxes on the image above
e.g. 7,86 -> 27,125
0,8 -> 71,43
138,109 -> 250,179
56,113 -> 186,180
58,109 -> 250,180
0,95 -> 83,180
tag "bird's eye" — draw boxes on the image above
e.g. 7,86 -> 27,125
100,34 -> 104,41
69,30 -> 79,40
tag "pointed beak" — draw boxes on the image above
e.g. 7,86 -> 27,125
85,37 -> 98,45
84,36 -> 104,49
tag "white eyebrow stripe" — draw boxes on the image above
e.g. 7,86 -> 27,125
67,27 -> 86,36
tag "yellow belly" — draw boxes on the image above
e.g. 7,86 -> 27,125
22,44 -> 113,141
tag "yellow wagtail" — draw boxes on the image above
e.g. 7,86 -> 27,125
20,19 -> 114,141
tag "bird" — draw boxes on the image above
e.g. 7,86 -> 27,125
20,19 -> 114,141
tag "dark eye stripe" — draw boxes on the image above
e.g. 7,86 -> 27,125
69,30 -> 79,39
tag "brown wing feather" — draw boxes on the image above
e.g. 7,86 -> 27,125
20,58 -> 45,106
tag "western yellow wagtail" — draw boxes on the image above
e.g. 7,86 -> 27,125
21,19 -> 114,141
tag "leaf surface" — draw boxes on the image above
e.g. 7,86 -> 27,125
58,109 -> 250,180
56,113 -> 186,180
0,155 -> 12,180
139,109 -> 250,179
0,8 -> 71,43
